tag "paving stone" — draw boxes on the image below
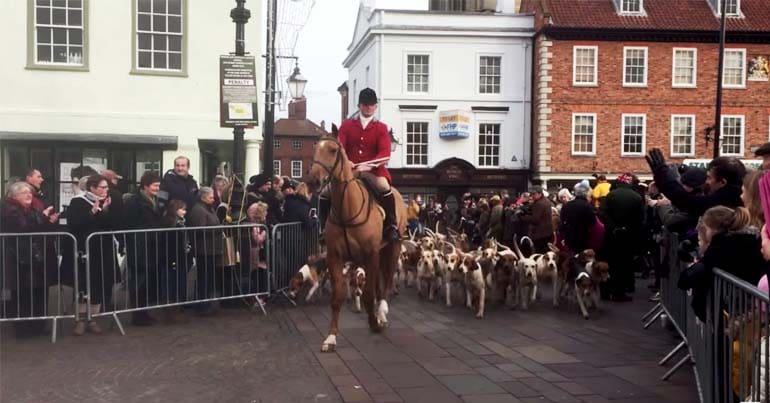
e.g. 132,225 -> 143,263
372,393 -> 404,403
545,363 -> 606,378
570,376 -> 657,400
514,346 -> 580,365
438,375 -> 507,396
476,366 -> 514,382
338,385 -> 372,402
462,394 -> 523,403
536,371 -> 570,383
496,363 -> 525,373
484,355 -> 512,365
396,386 -> 463,403
466,358 -> 492,368
578,396 -> 611,403
333,375 -> 362,387
553,382 -> 594,396
498,381 -> 541,398
420,357 -> 476,376
377,362 -> 441,389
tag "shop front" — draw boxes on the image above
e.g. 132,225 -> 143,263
0,133 -> 176,214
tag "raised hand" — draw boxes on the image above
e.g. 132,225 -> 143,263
645,148 -> 667,173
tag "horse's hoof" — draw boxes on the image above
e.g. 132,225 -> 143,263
321,335 -> 337,352
475,313 -> 484,319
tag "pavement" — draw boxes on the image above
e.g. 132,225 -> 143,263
0,280 -> 698,403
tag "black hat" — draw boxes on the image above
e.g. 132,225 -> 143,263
756,142 -> 770,157
281,180 -> 297,191
680,167 -> 707,189
358,88 -> 378,105
249,173 -> 270,188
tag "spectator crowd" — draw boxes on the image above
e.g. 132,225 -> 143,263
0,156 -> 317,337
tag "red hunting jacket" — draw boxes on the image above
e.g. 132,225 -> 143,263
338,118 -> 392,184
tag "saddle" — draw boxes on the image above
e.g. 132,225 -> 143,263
354,171 -> 387,221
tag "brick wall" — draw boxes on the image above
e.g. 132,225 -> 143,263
534,39 -> 770,177
273,136 -> 316,181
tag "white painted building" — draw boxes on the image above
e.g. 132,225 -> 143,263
0,0 -> 263,211
343,0 -> 534,208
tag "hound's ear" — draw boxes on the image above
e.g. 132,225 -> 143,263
331,123 -> 339,137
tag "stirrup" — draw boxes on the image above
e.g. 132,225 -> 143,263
383,225 -> 400,243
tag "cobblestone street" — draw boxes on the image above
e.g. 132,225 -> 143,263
1,282 -> 697,403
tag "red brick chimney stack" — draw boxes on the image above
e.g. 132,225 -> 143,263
288,98 -> 307,120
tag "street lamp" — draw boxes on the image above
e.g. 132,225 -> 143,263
389,128 -> 400,152
287,64 -> 307,99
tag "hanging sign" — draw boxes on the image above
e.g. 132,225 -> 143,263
220,55 -> 259,127
683,159 -> 762,171
439,110 -> 472,139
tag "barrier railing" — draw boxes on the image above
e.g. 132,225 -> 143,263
85,223 -> 269,334
270,221 -> 321,305
0,232 -> 78,343
645,229 -> 770,403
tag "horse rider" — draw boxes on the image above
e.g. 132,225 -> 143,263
318,88 -> 400,243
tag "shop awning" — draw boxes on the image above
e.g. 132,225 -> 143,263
0,131 -> 178,148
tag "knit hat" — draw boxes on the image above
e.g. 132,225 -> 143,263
529,185 -> 544,194
616,173 -> 634,184
281,180 -> 297,191
680,167 -> 707,190
249,173 -> 270,188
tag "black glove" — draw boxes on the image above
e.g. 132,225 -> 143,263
645,148 -> 667,175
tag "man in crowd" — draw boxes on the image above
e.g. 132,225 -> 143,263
247,173 -> 282,225
520,186 -> 553,253
599,173 -> 645,302
646,148 -> 745,216
160,156 -> 199,209
188,187 -> 222,315
100,169 -> 125,230
25,168 -> 59,222
560,184 -> 595,253
755,142 -> 770,170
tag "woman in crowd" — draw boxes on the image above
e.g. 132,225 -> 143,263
246,202 -> 269,295
556,188 -> 572,212
159,200 -> 191,323
124,171 -> 164,326
742,169 -> 765,229
67,175 -> 120,335
212,174 -> 229,207
0,182 -> 58,336
188,187 -> 223,315
281,181 -> 311,225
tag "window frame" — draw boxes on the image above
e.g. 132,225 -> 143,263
671,47 -> 697,88
572,46 -> 598,87
670,114 -> 696,157
273,160 -> 281,176
620,114 -> 647,157
291,139 -> 302,150
620,0 -> 644,14
723,48 -> 747,89
131,0 -> 188,77
623,46 -> 648,87
26,0 -> 90,71
477,54 -> 503,95
404,52 -> 431,94
716,0 -> 741,16
477,121 -> 502,168
273,139 -> 280,149
291,160 -> 302,179
720,115 -> 745,157
403,120 -> 430,168
571,113 -> 597,156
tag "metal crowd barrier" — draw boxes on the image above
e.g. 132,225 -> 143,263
644,229 -> 770,403
84,223 -> 270,335
0,232 -> 78,343
269,221 -> 321,305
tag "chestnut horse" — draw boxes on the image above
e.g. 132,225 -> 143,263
310,131 -> 406,352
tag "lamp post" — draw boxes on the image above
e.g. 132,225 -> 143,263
287,63 -> 307,100
229,0 -> 250,222
389,128 -> 399,152
713,0 -> 728,158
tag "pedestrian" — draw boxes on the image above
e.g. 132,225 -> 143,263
246,202 -> 269,295
407,199 -> 421,236
646,149 -> 745,216
24,168 -> 49,214
212,174 -> 229,208
556,188 -> 572,212
66,175 -> 121,335
651,167 -> 706,234
159,156 -> 199,209
281,180 -> 311,225
100,169 -> 125,231
317,88 -> 400,243
487,195 -> 504,241
475,198 -> 490,247
559,185 -> 596,254
599,173 -> 645,302
460,195 -> 476,236
755,142 -> 770,170
272,175 -> 285,202
124,171 -> 164,326
741,169 -> 765,229
158,200 -> 191,323
0,182 -> 58,337
519,186 -> 554,253
187,187 -> 223,315
247,173 -> 282,225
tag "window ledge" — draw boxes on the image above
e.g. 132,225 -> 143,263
572,83 -> 598,87
571,153 -> 597,157
26,63 -> 89,72
130,68 -> 188,78
672,84 -> 697,89
622,83 -> 648,88
671,154 -> 695,158
723,85 -> 747,90
621,154 -> 645,158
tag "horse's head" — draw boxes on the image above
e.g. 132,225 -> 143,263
311,124 -> 352,184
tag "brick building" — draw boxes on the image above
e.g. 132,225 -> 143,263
274,98 -> 327,183
522,0 -> 770,189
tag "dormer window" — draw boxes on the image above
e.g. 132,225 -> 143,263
715,0 -> 740,16
620,0 -> 643,14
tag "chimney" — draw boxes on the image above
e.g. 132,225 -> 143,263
288,98 -> 307,120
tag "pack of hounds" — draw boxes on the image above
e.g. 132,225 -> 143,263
288,224 -> 610,320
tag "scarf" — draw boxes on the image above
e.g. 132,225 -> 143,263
75,191 -> 103,212
140,189 -> 157,208
360,114 -> 374,130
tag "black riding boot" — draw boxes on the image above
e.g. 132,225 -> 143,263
318,197 -> 331,243
381,192 -> 400,243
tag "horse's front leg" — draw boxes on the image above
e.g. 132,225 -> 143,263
322,258 -> 345,352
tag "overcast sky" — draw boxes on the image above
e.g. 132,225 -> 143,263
276,0 -> 425,126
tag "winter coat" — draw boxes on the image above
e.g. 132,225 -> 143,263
66,195 -> 120,295
656,203 -> 698,235
600,184 -> 644,235
246,190 -> 282,226
521,196 -> 554,241
592,181 -> 611,209
281,194 -> 311,225
30,185 -> 46,213
159,170 -> 199,209
488,204 -> 505,241
0,198 -> 58,291
123,191 -> 163,275
502,207 -> 516,243
187,201 -> 223,257
560,196 -> 596,253
678,230 -> 768,321
158,217 -> 192,273
652,164 -> 742,217
338,118 -> 392,183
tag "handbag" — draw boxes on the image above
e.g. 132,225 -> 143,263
222,231 -> 239,267
588,216 -> 605,251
